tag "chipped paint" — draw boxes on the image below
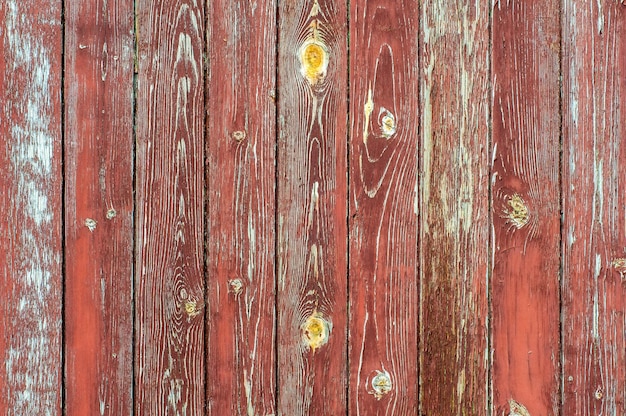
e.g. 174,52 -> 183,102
509,399 -> 530,416
306,181 -> 320,231
592,254 -> 601,340
363,87 -> 374,146
243,369 -> 255,416
611,258 -> 626,280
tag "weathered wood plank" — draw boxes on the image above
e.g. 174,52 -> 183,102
205,0 -> 277,414
420,1 -> 490,414
348,0 -> 419,413
0,1 -> 63,414
562,2 -> 626,414
135,0 -> 205,413
277,0 -> 348,413
64,0 -> 135,414
491,1 -> 561,414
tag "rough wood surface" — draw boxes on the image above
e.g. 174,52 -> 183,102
64,0 -> 135,414
0,1 -> 63,414
491,1 -> 561,414
420,1 -> 490,414
562,1 -> 626,414
277,0 -> 348,413
205,0 -> 277,414
348,0 -> 419,413
134,0 -> 205,413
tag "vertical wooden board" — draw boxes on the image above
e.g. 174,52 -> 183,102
0,1 -> 63,414
277,0 -> 348,413
206,0 -> 276,414
562,2 -> 626,414
491,1 -> 561,415
348,0 -> 419,413
64,0 -> 134,414
135,0 -> 205,413
419,1 -> 490,414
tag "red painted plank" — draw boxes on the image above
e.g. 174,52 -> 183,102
135,1 -> 205,413
348,1 -> 419,413
205,0 -> 277,414
64,0 -> 134,414
277,0 -> 348,413
562,2 -> 626,414
491,1 -> 561,414
419,1 -> 490,413
0,1 -> 63,414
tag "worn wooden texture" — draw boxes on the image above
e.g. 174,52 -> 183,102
562,1 -> 626,414
420,1 -> 490,414
0,1 -> 63,414
205,0 -> 277,414
348,0 -> 419,413
277,0 -> 348,413
135,0 -> 205,413
64,1 -> 135,414
491,1 -> 561,414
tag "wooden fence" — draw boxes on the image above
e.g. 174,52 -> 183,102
1,0 -> 624,414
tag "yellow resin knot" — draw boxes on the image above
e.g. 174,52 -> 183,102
299,41 -> 328,85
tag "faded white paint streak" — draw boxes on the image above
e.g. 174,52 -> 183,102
4,1 -> 61,413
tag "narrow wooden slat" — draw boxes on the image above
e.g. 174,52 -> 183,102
277,0 -> 348,413
419,1 -> 490,413
348,0 -> 419,413
135,1 -> 205,413
0,1 -> 63,414
491,1 -> 561,414
562,2 -> 626,414
64,0 -> 134,414
205,0 -> 277,414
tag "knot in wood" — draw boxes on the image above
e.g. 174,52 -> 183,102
299,40 -> 328,85
232,131 -> 246,142
370,370 -> 392,399
301,313 -> 330,352
503,193 -> 529,229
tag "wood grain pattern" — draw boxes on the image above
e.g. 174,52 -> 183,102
491,1 -> 561,414
205,0 -> 277,414
277,0 -> 348,413
135,0 -> 205,413
64,0 -> 135,414
562,2 -> 626,414
420,1 -> 490,414
0,1 -> 63,414
348,1 -> 419,413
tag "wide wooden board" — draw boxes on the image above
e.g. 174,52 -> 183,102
419,1 -> 490,413
134,0 -> 205,413
491,1 -> 561,414
562,1 -> 626,414
0,1 -> 63,414
277,0 -> 348,413
348,0 -> 419,413
205,0 -> 277,414
64,0 -> 135,414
